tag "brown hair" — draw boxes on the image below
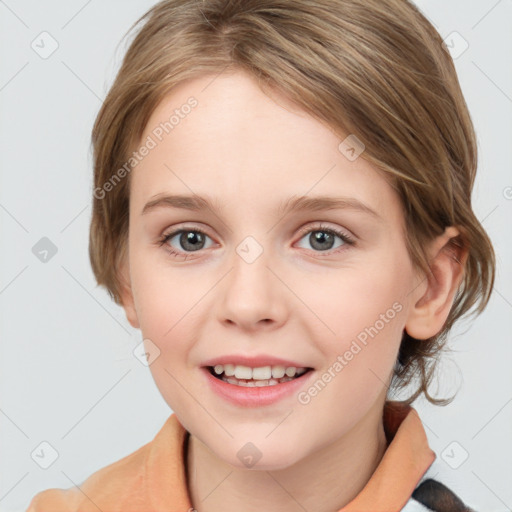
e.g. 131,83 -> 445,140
89,0 -> 495,405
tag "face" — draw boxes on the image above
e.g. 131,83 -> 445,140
120,70 -> 424,470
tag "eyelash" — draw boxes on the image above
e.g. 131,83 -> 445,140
158,223 -> 355,260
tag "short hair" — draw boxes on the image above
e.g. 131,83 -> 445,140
89,0 -> 495,405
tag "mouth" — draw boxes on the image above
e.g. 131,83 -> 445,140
206,364 -> 314,387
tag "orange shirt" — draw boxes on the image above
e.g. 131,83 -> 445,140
26,401 -> 436,512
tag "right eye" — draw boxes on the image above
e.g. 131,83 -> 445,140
158,227 -> 215,259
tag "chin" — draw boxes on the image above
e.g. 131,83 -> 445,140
212,437 -> 307,472
226,454 -> 301,472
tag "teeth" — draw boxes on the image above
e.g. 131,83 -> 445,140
224,364 -> 236,377
285,367 -> 297,377
210,364 -> 308,380
223,375 -> 295,386
252,366 -> 271,380
271,366 -> 286,378
234,365 -> 253,380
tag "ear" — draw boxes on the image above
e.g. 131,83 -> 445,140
404,226 -> 468,340
117,253 -> 140,329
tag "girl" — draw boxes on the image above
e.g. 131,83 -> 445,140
28,1 -> 495,510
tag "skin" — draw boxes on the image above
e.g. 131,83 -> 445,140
118,70 -> 466,512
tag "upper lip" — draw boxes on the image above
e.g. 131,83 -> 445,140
202,355 -> 313,369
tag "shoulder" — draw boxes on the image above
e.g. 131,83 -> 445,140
26,440 -> 151,512
26,487 -> 83,511
26,414 -> 186,512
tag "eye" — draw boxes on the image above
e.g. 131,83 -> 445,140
158,226 -> 214,259
158,223 -> 355,260
295,224 -> 355,254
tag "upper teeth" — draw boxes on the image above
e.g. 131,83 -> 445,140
213,364 -> 307,380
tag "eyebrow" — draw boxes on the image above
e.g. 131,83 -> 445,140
141,194 -> 381,219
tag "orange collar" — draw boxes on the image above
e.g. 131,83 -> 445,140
340,401 -> 435,511
146,401 -> 435,512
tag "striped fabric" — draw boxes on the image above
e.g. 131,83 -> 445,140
401,459 -> 475,512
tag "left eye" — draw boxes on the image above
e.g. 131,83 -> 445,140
295,226 -> 353,252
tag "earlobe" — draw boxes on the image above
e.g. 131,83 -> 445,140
404,227 -> 468,340
118,256 -> 140,330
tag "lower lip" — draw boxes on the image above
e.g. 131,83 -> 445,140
201,367 -> 314,407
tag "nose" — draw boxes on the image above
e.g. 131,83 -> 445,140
217,241 -> 288,332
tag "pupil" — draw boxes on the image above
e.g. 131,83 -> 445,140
311,231 -> 334,250
181,231 -> 204,251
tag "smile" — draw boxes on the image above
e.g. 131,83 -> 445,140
208,364 -> 311,387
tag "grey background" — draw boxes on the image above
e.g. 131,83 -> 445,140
1,1 -> 511,511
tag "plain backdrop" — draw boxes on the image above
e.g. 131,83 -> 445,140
1,1 -> 511,511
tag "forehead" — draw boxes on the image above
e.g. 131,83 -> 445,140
129,71 -> 402,225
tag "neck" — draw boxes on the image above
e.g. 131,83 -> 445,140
185,403 -> 388,512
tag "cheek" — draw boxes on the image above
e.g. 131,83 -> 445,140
302,254 -> 411,369
129,252 -> 215,363
129,238 -> 176,309
129,258 -> 205,414
129,249 -> 179,336
298,267 -> 408,422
